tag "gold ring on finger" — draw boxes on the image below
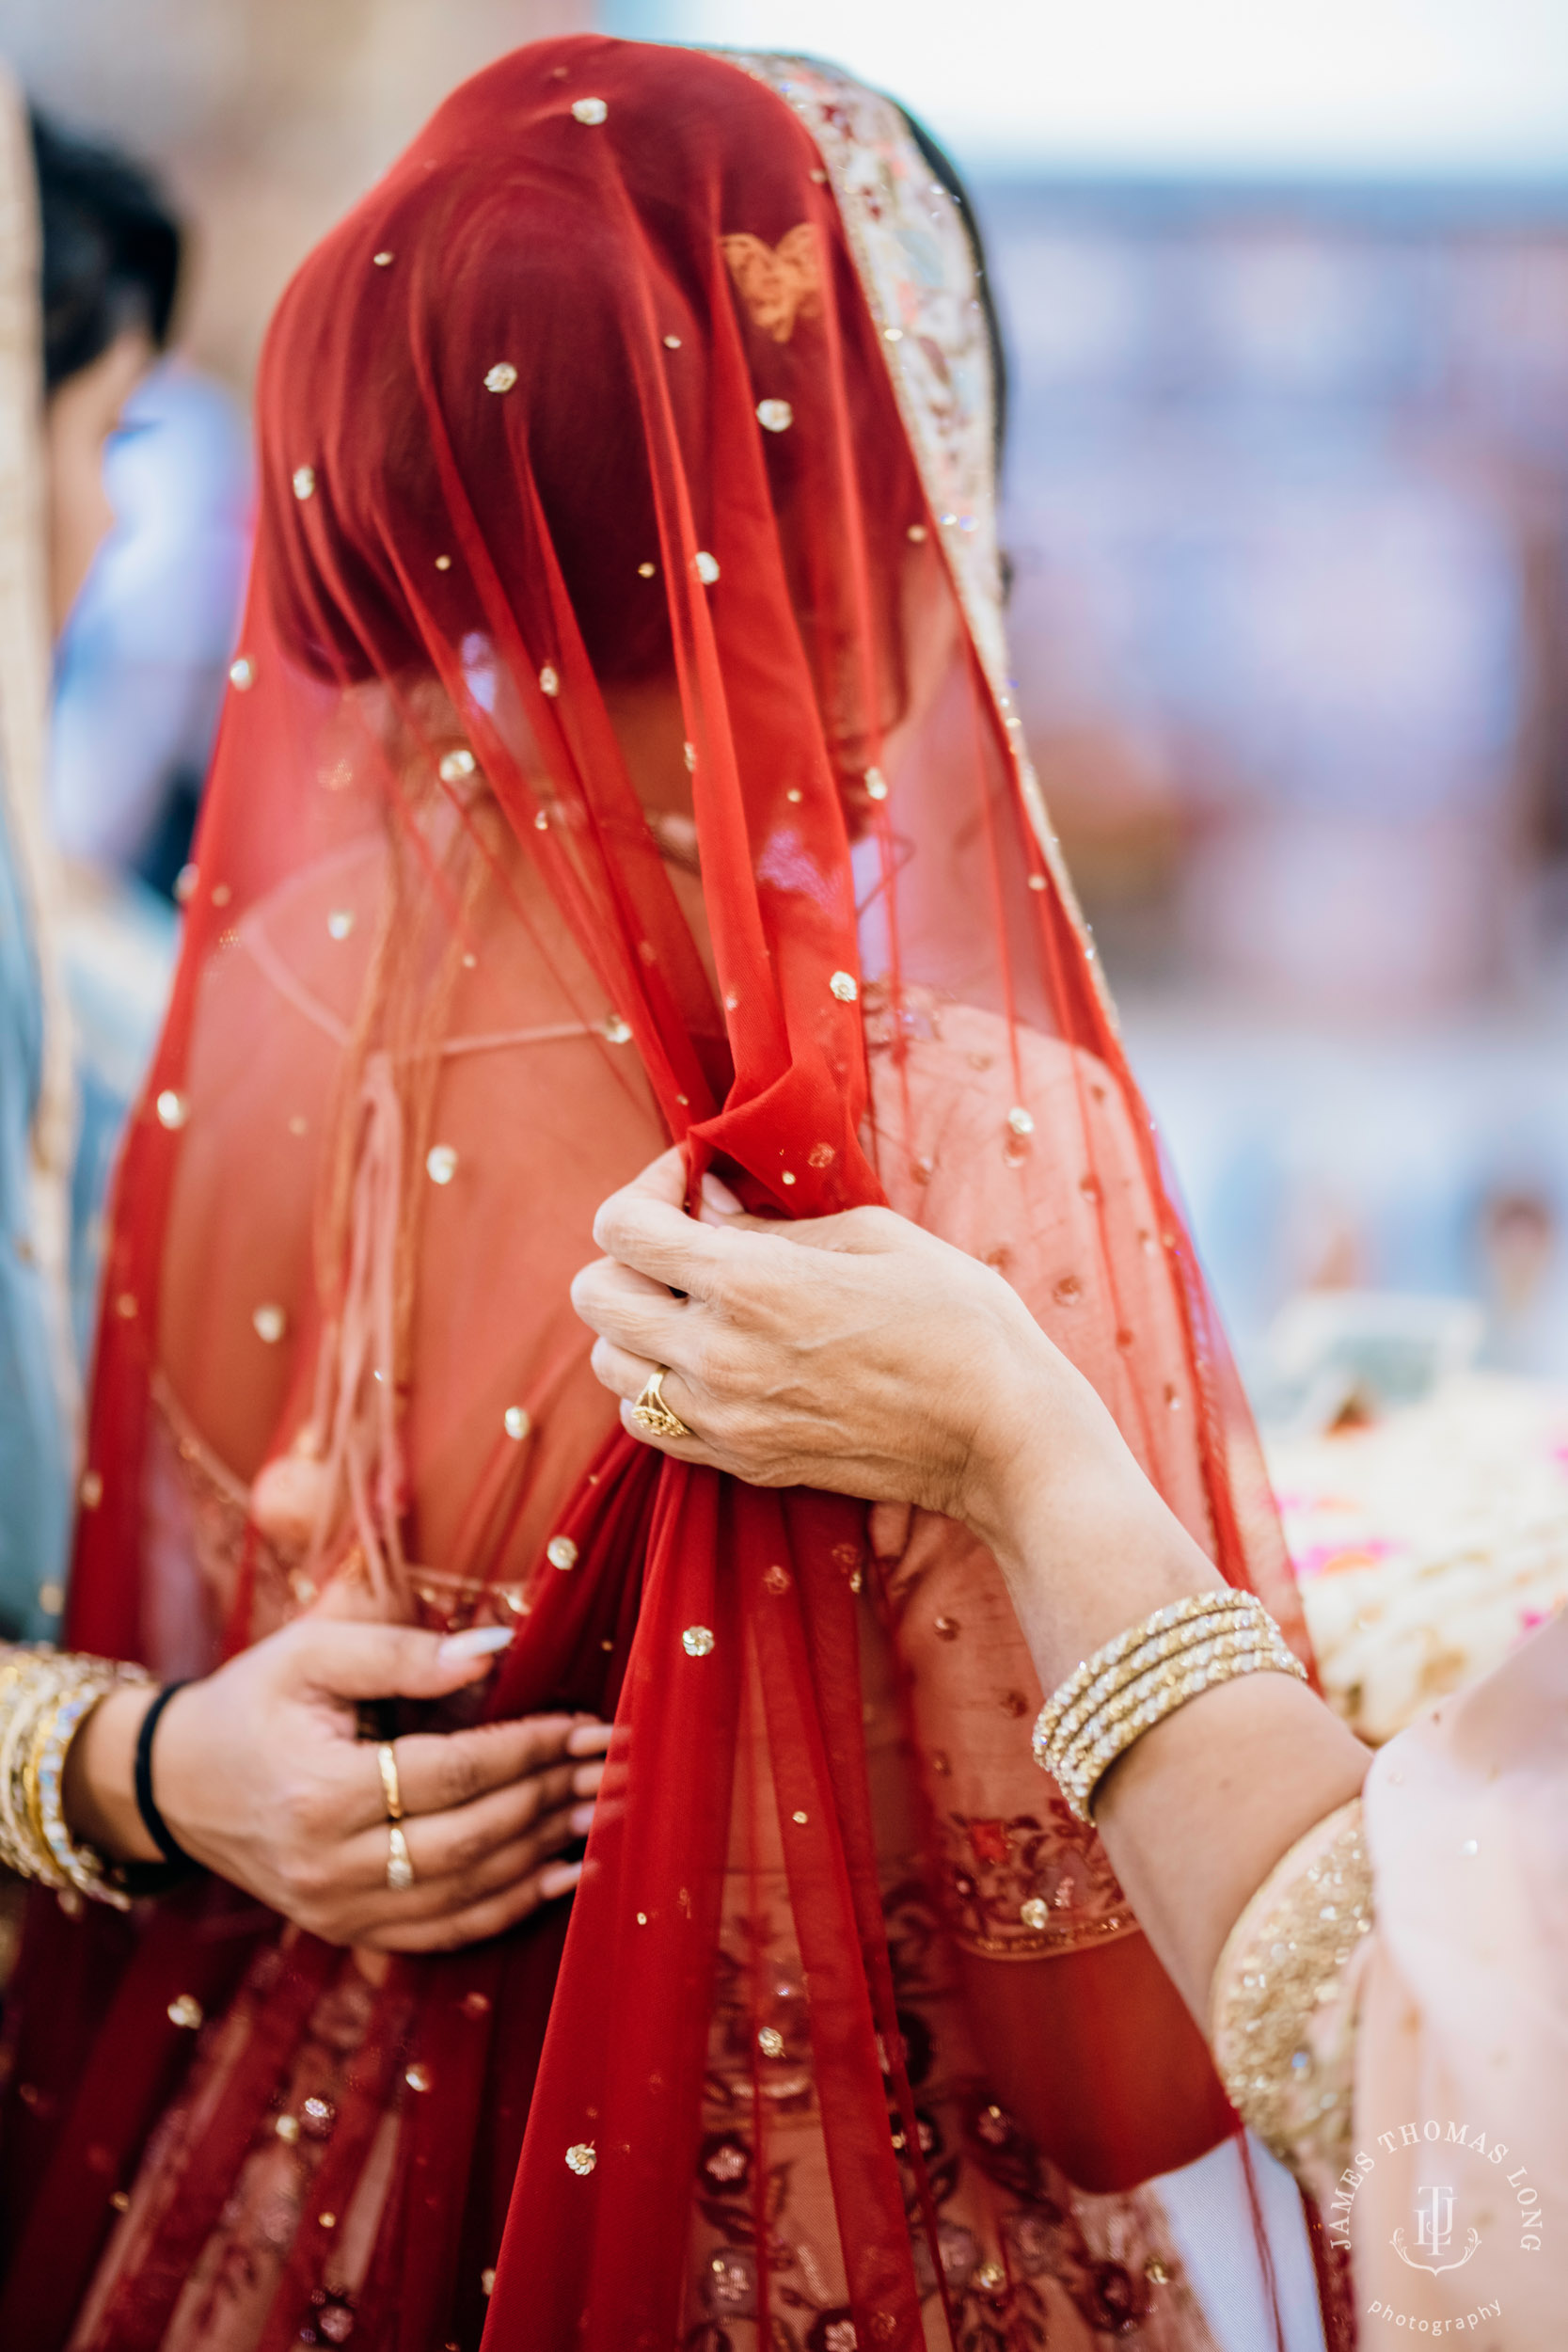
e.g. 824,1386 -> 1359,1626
376,1740 -> 404,1823
387,1823 -> 415,1891
631,1365 -> 694,1441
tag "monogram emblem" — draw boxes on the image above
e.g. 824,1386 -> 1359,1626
1391,2184 -> 1481,2277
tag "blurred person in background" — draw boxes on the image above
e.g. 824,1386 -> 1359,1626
1,97 -> 182,1646
0,36 -> 1341,2352
33,116 -> 249,1372
48,356 -> 250,899
33,109 -> 181,644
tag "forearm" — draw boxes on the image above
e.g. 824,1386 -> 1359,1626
974,1362 -> 1370,2024
62,1679 -> 162,1862
1088,1677 -> 1368,2024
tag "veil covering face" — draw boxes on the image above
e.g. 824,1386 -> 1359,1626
0,39 -> 1334,2352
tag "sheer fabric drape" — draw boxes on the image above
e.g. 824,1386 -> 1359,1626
0,40 -> 1326,2352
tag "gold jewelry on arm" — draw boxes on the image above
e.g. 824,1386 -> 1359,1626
0,1650 -> 87,1876
1032,1590 -> 1307,1822
1042,1594 -> 1265,1756
1033,1590 -> 1246,1754
0,1645 -> 154,1909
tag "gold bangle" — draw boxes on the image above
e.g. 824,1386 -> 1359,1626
1033,1594 -> 1307,1822
1067,1620 -> 1297,1762
32,1677 -> 135,1911
0,1651 -> 43,1875
1052,1604 -> 1300,1784
1033,1595 -> 1267,1779
1046,1600 -> 1264,1756
1060,1641 -> 1305,1820
0,1647 -> 152,1902
20,1664 -> 107,1890
21,1682 -> 69,1878
0,1658 -> 85,1881
1032,1591 -> 1245,1754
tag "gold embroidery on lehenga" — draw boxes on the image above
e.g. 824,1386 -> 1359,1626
940,1785 -> 1136,1958
688,1873 -> 1215,2347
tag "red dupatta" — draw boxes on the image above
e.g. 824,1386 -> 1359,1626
0,39 -> 1336,2352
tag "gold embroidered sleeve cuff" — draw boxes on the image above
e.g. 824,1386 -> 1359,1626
1209,1798 -> 1374,2204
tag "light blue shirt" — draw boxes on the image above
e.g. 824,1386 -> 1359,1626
0,797 -> 71,1641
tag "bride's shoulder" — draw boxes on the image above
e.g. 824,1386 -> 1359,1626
864,992 -> 1119,1126
863,992 -> 1151,1238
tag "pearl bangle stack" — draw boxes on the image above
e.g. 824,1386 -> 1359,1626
1032,1591 -> 1307,1822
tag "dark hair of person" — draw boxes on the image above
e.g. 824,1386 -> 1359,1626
30,108 -> 182,394
895,105 -> 1008,463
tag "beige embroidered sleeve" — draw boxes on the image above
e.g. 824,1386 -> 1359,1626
1208,1799 -> 1374,2207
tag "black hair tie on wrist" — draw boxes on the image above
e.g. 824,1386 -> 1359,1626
133,1679 -> 197,1871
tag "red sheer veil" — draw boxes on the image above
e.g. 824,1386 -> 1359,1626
0,38 -> 1332,2352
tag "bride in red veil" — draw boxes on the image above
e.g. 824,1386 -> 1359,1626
0,38 -> 1337,2352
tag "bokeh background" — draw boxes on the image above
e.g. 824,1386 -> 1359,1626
13,0 -> 1568,1388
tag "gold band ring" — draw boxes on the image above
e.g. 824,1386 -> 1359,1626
375,1740 -> 404,1823
631,1365 -> 693,1441
387,1823 -> 415,1891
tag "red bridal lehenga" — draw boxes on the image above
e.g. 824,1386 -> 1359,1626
0,39 -> 1343,2352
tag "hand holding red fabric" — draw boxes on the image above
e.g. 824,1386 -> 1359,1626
67,1621 -> 607,1951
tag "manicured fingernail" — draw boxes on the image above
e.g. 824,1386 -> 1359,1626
701,1172 -> 743,1215
540,1858 -> 584,1899
567,1720 -> 612,1756
437,1626 -> 515,1662
569,1801 -> 596,1836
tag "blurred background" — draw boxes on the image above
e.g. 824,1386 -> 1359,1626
12,0 -> 1568,1393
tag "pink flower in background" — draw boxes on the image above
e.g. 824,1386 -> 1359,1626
1289,1537 -> 1400,1581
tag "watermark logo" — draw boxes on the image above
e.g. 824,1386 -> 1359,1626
1392,2182 -> 1479,2277
1322,2116 -> 1543,2335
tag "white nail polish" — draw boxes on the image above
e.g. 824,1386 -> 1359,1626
437,1625 -> 515,1662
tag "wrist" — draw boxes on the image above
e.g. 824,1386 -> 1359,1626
63,1681 -> 162,1864
964,1359 -> 1223,1691
947,1305 -> 1069,1546
958,1324 -> 1126,1570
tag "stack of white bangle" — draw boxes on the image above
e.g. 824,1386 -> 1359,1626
1032,1590 -> 1307,1822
